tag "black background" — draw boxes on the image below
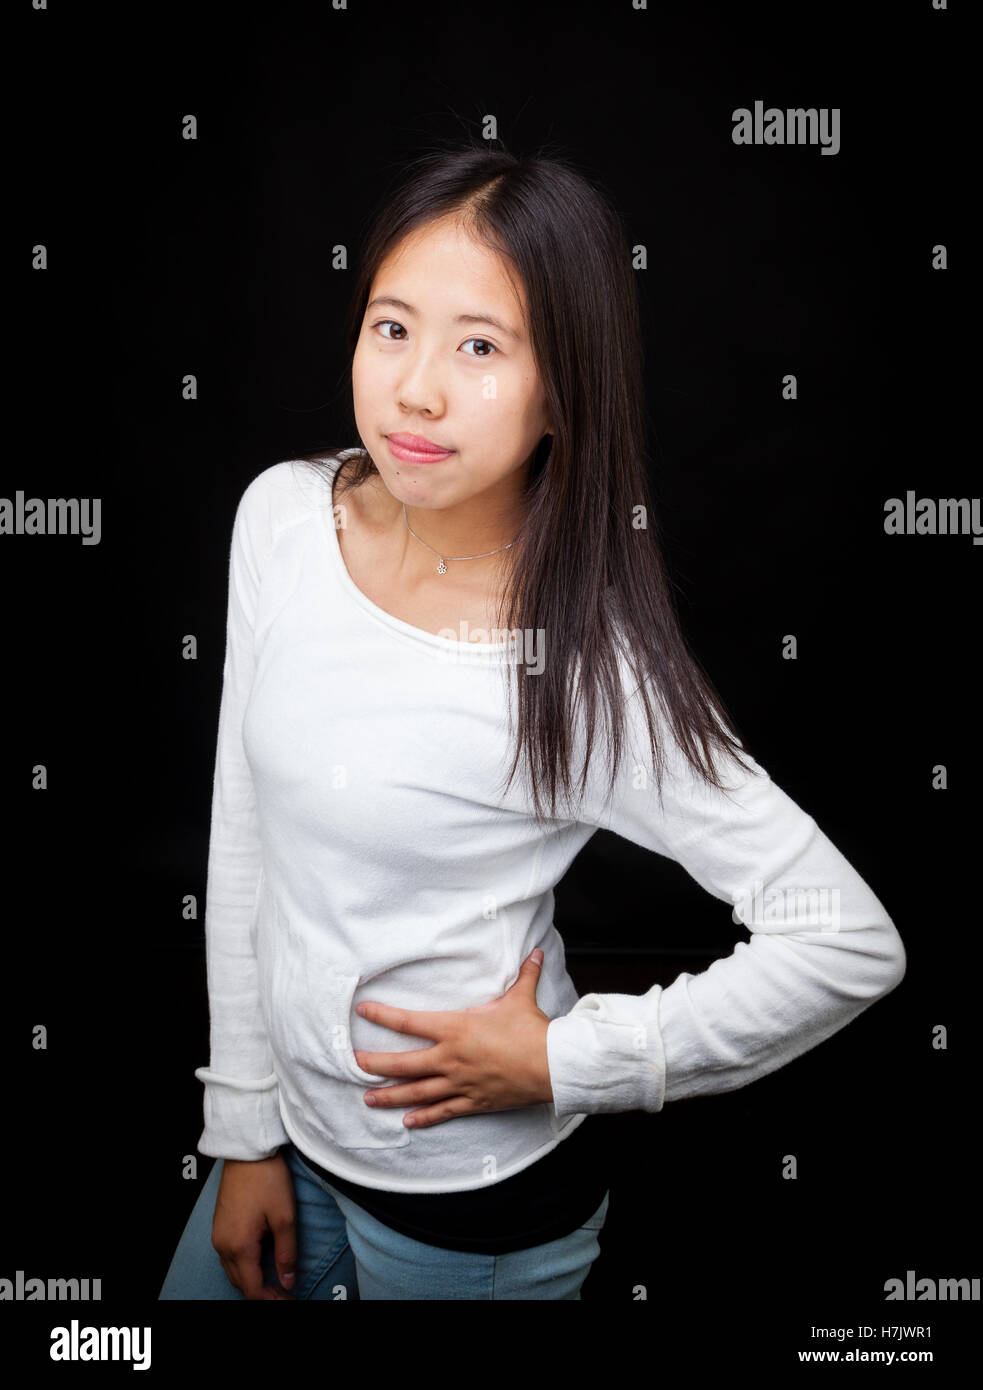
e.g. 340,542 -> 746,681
7,0 -> 976,1365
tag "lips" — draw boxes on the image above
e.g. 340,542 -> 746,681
384,432 -> 456,465
386,432 -> 453,454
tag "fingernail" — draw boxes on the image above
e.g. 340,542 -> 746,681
282,1272 -> 295,1288
364,1092 -> 376,1106
532,949 -> 544,964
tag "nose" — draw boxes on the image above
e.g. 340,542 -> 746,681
395,344 -> 446,418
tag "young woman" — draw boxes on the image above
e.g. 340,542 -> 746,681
159,144 -> 906,1301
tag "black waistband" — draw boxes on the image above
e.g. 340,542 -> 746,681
289,1115 -> 612,1255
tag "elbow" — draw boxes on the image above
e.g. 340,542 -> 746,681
826,909 -> 907,1004
871,913 -> 907,999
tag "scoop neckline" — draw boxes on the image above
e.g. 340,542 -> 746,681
316,449 -> 514,656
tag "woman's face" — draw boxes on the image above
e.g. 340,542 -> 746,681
351,213 -> 552,513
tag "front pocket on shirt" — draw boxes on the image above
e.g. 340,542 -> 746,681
267,906 -> 410,1150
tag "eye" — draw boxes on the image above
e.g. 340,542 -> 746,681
370,321 -> 498,356
373,320 -> 407,341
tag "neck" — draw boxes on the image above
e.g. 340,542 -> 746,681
398,469 -> 530,567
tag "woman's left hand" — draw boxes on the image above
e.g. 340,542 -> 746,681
351,950 -> 554,1129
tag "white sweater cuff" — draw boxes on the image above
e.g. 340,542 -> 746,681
194,1067 -> 290,1161
546,991 -> 667,1117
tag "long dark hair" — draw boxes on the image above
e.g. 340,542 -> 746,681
299,141 -> 756,826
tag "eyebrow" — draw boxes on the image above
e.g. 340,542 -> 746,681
365,296 -> 522,343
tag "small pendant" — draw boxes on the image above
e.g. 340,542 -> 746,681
437,558 -> 447,574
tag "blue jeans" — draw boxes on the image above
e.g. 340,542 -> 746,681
159,1142 -> 610,1301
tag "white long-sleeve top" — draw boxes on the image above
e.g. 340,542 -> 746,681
193,449 -> 906,1193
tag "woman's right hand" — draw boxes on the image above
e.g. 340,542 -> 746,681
211,1153 -> 297,1300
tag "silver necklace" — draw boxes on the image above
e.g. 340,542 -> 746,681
401,503 -> 516,575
